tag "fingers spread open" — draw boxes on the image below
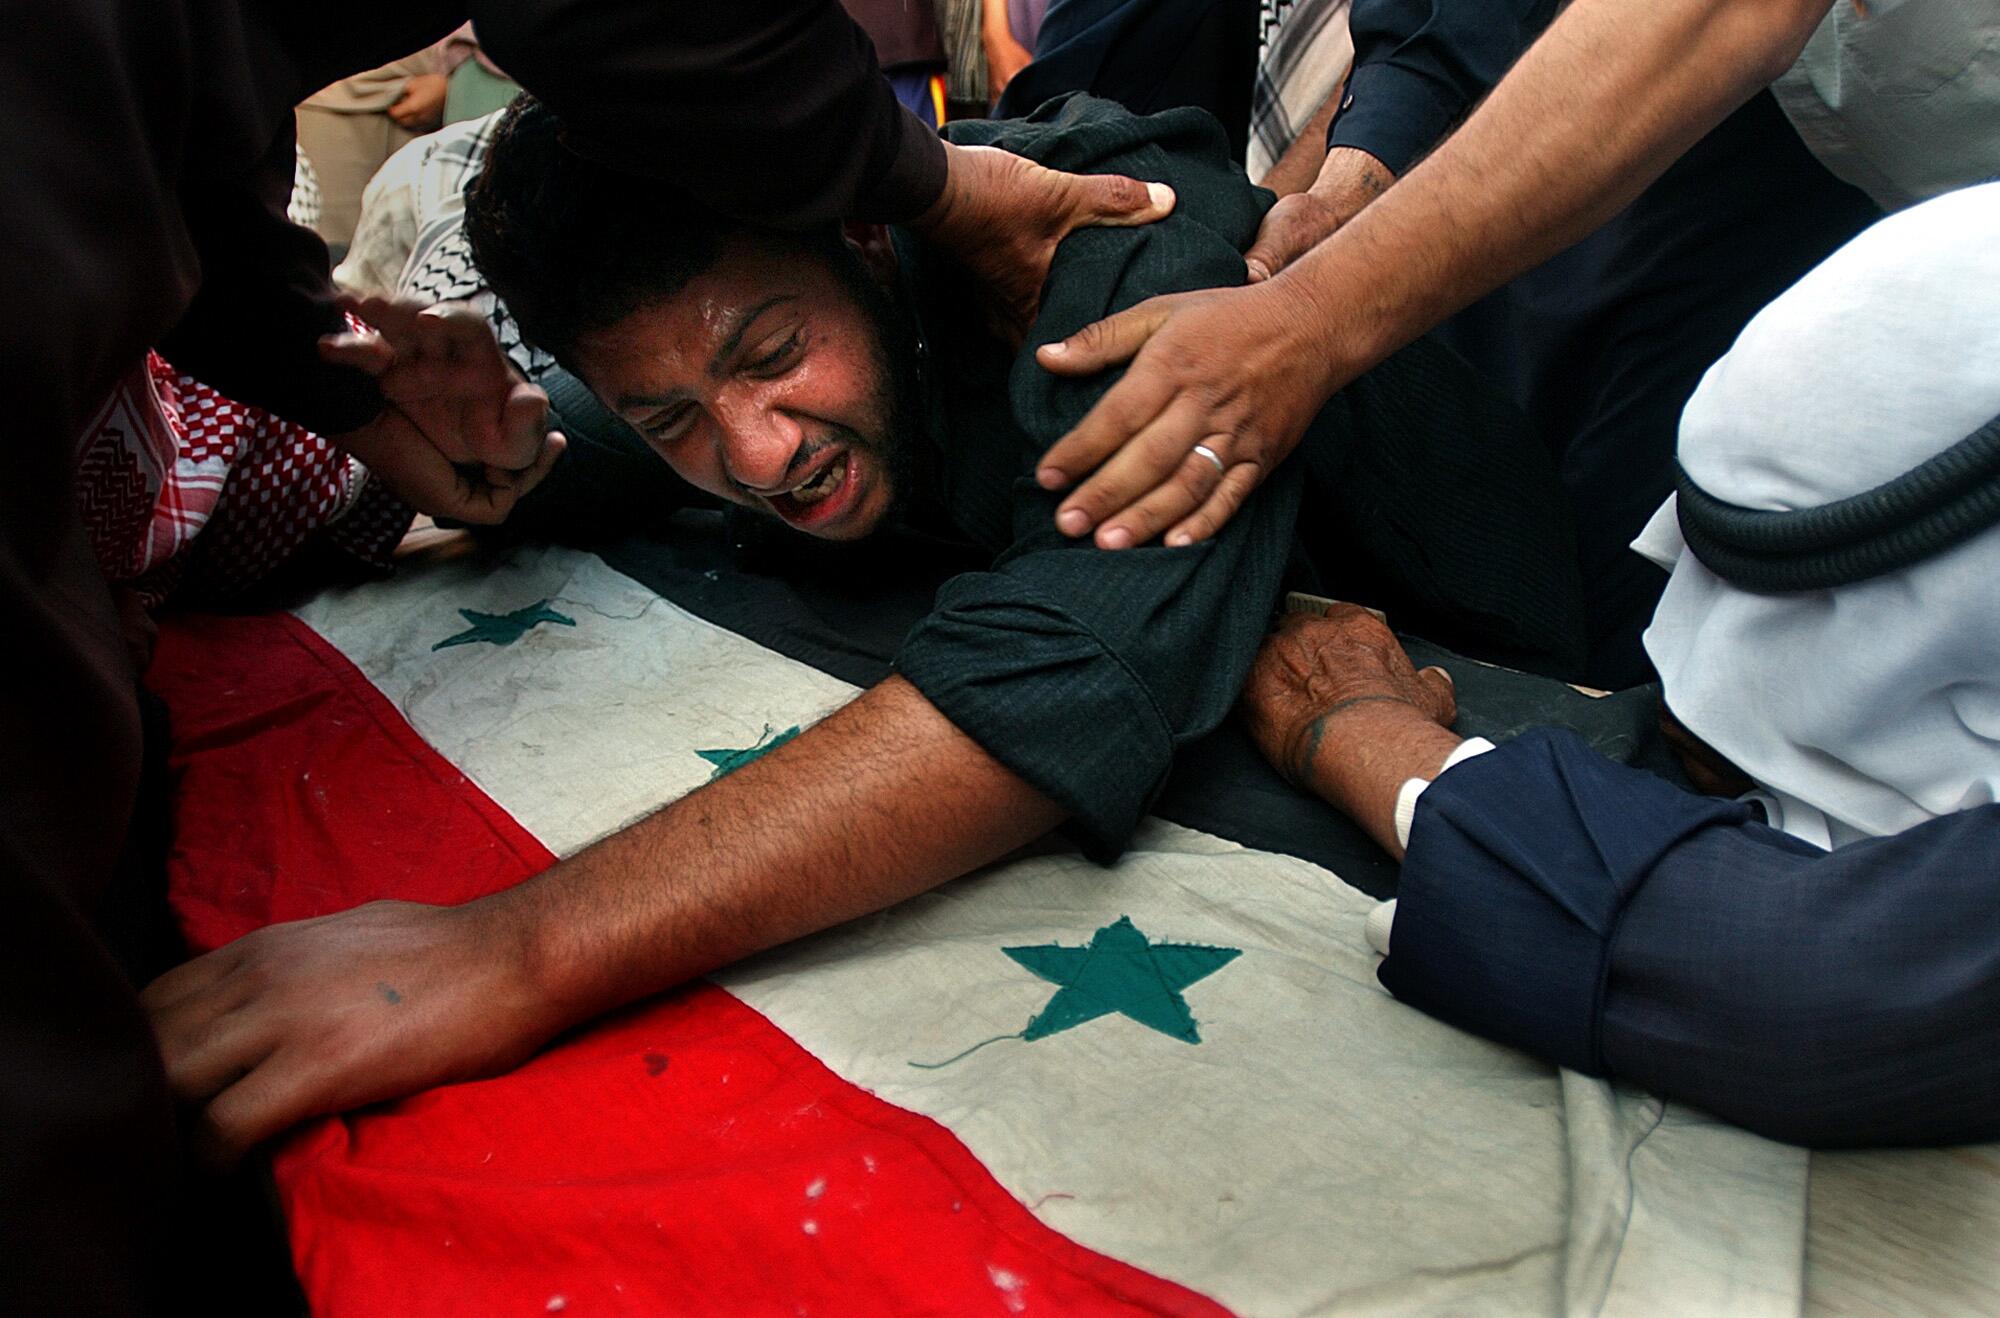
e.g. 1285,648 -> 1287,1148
1054,394 -> 1210,541
1164,460 -> 1264,547
1035,370 -> 1179,507
1093,432 -> 1230,550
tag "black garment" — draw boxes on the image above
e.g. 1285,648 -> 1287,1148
1327,2 -> 1881,687
1329,0 -> 1557,174
842,0 -> 949,75
2,2 -> 945,1310
892,96 -> 1583,857
996,0 -> 1262,160
1435,92 -> 1882,684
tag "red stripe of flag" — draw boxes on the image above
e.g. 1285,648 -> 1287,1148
149,611 -> 1233,1317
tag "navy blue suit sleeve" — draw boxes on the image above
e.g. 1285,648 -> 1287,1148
1329,0 -> 1556,175
1384,728 -> 2000,1147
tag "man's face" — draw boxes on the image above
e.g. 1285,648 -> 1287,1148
574,232 -> 908,542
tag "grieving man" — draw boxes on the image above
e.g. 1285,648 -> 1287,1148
148,93 -> 1580,1155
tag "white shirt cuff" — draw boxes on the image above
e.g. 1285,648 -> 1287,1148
1391,737 -> 1496,851
1374,737 -> 1497,958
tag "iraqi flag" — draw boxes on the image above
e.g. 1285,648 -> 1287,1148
149,538 -> 1810,1316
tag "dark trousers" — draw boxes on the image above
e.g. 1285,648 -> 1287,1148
1435,91 -> 1884,688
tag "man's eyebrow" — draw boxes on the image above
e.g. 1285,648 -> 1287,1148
710,295 -> 799,377
612,294 -> 803,412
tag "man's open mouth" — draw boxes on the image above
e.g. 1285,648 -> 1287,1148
768,448 -> 860,531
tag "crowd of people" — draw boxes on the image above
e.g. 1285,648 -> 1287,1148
7,0 -> 1997,1309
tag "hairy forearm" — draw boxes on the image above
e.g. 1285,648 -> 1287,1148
493,676 -> 1065,1025
1281,0 -> 1833,372
1296,701 -> 1463,858
1258,96 -> 1348,196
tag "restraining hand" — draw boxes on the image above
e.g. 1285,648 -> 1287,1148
1032,273 -> 1342,548
915,140 -> 1176,346
143,897 -> 558,1167
320,297 -> 565,524
1030,147 -> 1398,550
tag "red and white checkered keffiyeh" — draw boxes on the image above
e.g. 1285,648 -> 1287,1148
75,348 -> 413,608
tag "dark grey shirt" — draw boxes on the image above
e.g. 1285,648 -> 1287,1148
893,96 -> 1580,859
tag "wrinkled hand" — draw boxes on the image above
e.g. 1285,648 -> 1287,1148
387,72 -> 449,131
983,28 -> 1034,104
143,898 -> 558,1167
914,141 -> 1176,346
1241,607 -> 1456,789
1244,147 -> 1395,284
1033,277 -> 1340,548
321,297 -> 565,524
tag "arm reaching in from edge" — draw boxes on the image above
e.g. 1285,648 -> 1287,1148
1032,0 -> 1836,551
143,676 -> 1062,1166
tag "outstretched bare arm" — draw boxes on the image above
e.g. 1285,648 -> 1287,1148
144,676 -> 1062,1163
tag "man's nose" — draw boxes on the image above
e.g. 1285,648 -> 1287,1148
714,391 -> 805,495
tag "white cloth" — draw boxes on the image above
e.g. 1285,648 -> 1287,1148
1773,0 -> 2000,212
1632,182 -> 2000,849
332,111 -> 554,379
1247,0 -> 1354,181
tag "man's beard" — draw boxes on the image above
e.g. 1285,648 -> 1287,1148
823,247 -> 926,535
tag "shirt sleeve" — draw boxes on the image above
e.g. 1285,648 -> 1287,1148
894,97 -> 1298,859
1382,727 -> 2000,1147
472,0 -> 947,226
1328,0 -> 1557,176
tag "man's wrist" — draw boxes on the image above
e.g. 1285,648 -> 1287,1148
1294,699 -> 1463,851
1309,148 -> 1396,226
1286,693 -> 1421,788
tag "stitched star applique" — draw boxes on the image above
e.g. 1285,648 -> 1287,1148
695,724 -> 803,780
1004,916 -> 1241,1044
432,600 -> 577,651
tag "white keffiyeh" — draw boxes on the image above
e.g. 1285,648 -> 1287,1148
1633,182 -> 2000,848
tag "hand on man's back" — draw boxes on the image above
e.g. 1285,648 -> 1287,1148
913,141 -> 1176,346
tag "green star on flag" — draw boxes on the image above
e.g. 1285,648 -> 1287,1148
433,600 -> 577,651
1004,916 -> 1241,1044
695,724 -> 803,780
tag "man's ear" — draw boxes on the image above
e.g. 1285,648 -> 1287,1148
842,222 -> 898,283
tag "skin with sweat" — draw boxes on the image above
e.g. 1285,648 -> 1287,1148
574,230 -> 905,543
143,232 -> 1069,1164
